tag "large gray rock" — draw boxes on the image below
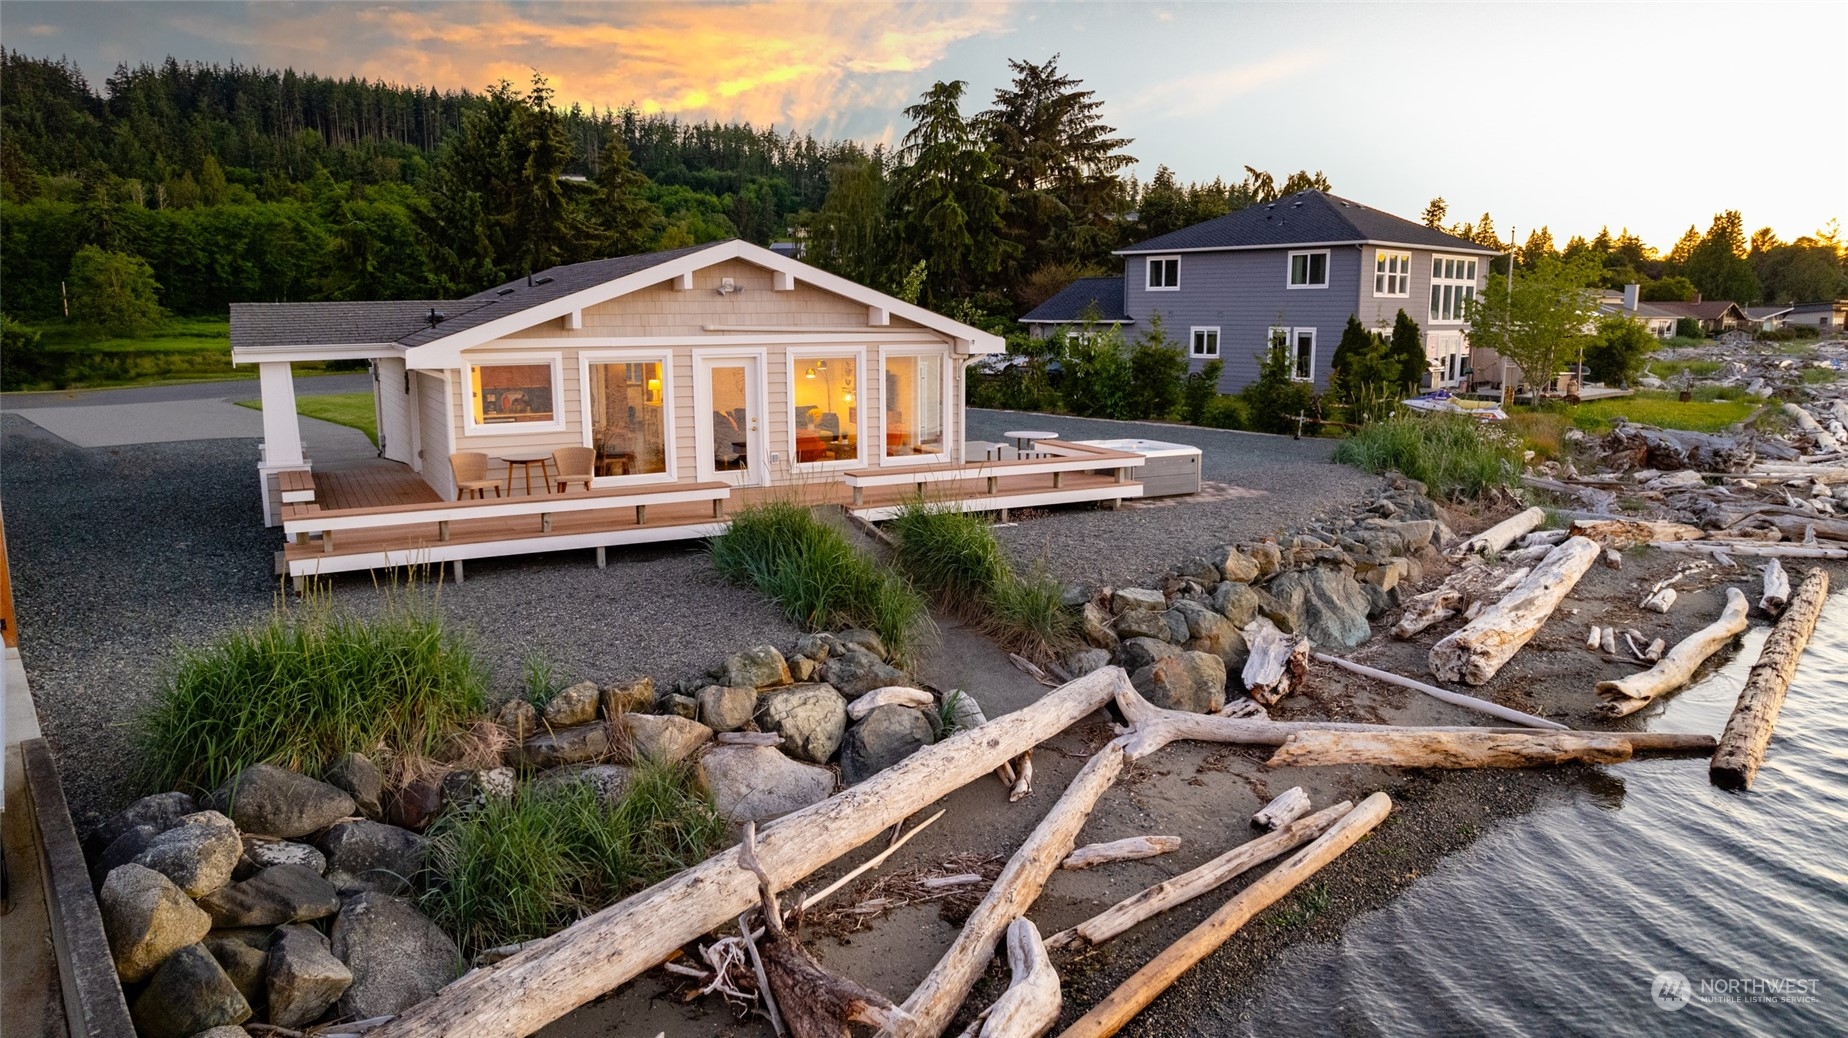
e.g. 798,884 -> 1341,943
1132,651 -> 1227,714
756,684 -> 848,763
722,645 -> 793,689
793,632 -> 840,662
1113,609 -> 1171,641
835,629 -> 888,661
1267,568 -> 1373,649
1174,601 -> 1249,670
203,929 -> 269,1014
618,713 -> 714,765
1174,556 -> 1222,583
1212,582 -> 1262,628
320,820 -> 428,895
130,943 -> 251,1038
1065,648 -> 1113,677
196,864 -> 340,928
1118,636 -> 1180,673
1347,527 -> 1408,560
601,676 -> 656,715
1254,588 -> 1301,634
543,681 -> 601,727
530,763 -> 633,805
89,792 -> 197,853
92,824 -> 159,888
1241,542 -> 1284,579
840,706 -> 934,785
208,765 -> 355,839
1216,548 -> 1262,584
1392,519 -> 1438,549
510,722 -> 610,768
324,753 -> 384,820
134,810 -> 242,897
698,744 -> 835,823
1080,602 -> 1119,650
1111,587 -> 1166,613
695,685 -> 759,732
331,893 -> 461,1019
268,924 -> 353,1029
819,649 -> 906,698
100,863 -> 213,983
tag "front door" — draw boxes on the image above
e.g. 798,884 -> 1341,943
695,354 -> 765,486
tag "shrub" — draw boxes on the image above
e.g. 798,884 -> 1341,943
1239,333 -> 1318,435
1124,314 -> 1188,420
1332,413 -> 1519,502
886,502 -> 1076,662
1180,359 -> 1223,425
1060,325 -> 1134,419
709,500 -> 931,661
1200,394 -> 1244,429
68,245 -> 164,336
1674,316 -> 1704,339
422,759 -> 724,957
1584,316 -> 1657,385
138,591 -> 487,795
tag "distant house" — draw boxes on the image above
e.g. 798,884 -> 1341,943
1648,299 -> 1748,334
1785,300 -> 1848,333
1023,190 -> 1498,392
1742,304 -> 1794,333
1597,285 -> 1680,339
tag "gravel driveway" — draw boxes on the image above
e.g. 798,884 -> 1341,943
966,409 -> 1385,587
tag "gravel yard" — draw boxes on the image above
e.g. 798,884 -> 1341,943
965,409 -> 1387,587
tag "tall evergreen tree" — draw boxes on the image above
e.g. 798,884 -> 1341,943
1389,309 -> 1426,392
1684,210 -> 1760,303
888,80 -> 1007,303
1421,197 -> 1448,229
591,140 -> 660,255
807,157 -> 888,288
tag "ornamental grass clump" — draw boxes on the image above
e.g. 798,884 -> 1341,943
138,590 -> 487,795
887,501 -> 1078,662
421,759 -> 724,957
709,499 -> 931,662
1332,413 -> 1519,503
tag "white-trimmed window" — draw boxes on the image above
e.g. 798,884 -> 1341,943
1287,250 -> 1329,289
465,355 -> 565,434
1374,250 -> 1410,296
881,350 -> 948,462
1429,255 -> 1479,323
790,350 -> 863,467
581,351 -> 674,483
1268,326 -> 1317,382
1146,256 -> 1180,291
1190,327 -> 1220,358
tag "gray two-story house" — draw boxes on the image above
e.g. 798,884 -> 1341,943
1024,190 -> 1499,394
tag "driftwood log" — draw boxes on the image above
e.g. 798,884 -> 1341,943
1642,587 -> 1678,614
1429,537 -> 1601,686
1110,682 -> 1714,760
958,919 -> 1060,1038
737,822 -> 910,1038
849,687 -> 937,720
884,741 -> 1127,1038
1595,588 -> 1750,718
1760,559 -> 1790,616
1568,517 -> 1705,548
1654,541 -> 1848,560
1251,787 -> 1311,830
1312,652 -> 1567,730
1456,507 -> 1547,556
1054,793 -> 1394,1038
1783,402 -> 1842,451
1241,618 -> 1309,705
1712,568 -> 1830,790
1393,585 -> 1465,638
1044,802 -> 1351,952
1265,730 -> 1633,769
1061,836 -> 1181,871
370,666 -> 1131,1038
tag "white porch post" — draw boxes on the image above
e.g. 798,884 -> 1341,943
258,361 -> 305,466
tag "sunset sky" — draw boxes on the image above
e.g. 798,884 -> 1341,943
7,0 -> 1843,250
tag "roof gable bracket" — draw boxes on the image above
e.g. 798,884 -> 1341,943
564,309 -> 582,330
773,271 -> 795,292
672,272 -> 694,291
869,306 -> 890,327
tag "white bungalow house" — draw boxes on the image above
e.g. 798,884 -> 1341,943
232,241 -> 1145,584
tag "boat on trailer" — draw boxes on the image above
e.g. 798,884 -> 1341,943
1401,389 -> 1509,422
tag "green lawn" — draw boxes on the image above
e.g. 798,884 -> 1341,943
1509,389 -> 1762,460
239,392 -> 378,445
33,315 -> 232,354
4,316 -> 366,391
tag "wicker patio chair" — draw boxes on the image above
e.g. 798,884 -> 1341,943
449,451 -> 502,499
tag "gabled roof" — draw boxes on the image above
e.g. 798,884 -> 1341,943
1791,299 -> 1848,313
1648,300 -> 1746,321
1116,190 -> 1499,256
231,240 -> 1005,363
1021,276 -> 1131,324
1743,305 -> 1795,320
1598,301 -> 1682,321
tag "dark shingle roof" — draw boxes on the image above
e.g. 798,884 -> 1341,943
1649,300 -> 1744,321
1743,305 -> 1794,320
1020,276 -> 1130,324
231,241 -> 730,350
1117,190 -> 1495,256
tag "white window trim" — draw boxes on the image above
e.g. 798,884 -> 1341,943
577,349 -> 678,486
692,347 -> 772,487
1146,255 -> 1181,292
1190,326 -> 1220,358
1286,249 -> 1330,290
786,347 -> 868,472
877,346 -> 952,467
1269,325 -> 1317,382
461,352 -> 567,436
1428,254 -> 1480,326
1373,249 -> 1411,298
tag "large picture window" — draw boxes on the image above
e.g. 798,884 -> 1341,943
584,356 -> 670,480
792,353 -> 861,465
1287,250 -> 1329,288
1429,255 -> 1479,323
1374,250 -> 1410,296
467,357 -> 563,433
883,353 -> 945,459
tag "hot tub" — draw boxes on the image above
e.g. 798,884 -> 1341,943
1075,438 -> 1203,497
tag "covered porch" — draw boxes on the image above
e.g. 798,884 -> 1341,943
277,441 -> 1145,585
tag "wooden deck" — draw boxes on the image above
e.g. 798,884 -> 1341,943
280,450 -> 1143,583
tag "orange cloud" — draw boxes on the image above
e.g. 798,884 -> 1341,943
187,2 -> 1014,134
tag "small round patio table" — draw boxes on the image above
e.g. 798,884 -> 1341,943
497,450 -> 555,496
1002,429 -> 1060,452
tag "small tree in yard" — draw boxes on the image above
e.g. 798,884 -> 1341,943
1584,316 -> 1657,385
1059,316 -> 1134,419
1239,329 -> 1318,435
1329,316 -> 1398,425
1181,359 -> 1224,425
68,245 -> 163,336
1388,309 -> 1427,392
1468,252 -> 1601,399
1125,313 -> 1188,420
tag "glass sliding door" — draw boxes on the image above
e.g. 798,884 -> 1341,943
882,353 -> 945,459
791,353 -> 861,465
584,357 -> 669,481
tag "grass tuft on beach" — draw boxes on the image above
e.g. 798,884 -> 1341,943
1333,413 -> 1520,502
887,501 -> 1077,661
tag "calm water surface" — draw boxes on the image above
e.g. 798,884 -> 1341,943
1217,593 -> 1848,1037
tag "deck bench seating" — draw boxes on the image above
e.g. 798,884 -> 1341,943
839,439 -> 1144,504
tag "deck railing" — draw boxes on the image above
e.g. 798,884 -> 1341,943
838,440 -> 1144,504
